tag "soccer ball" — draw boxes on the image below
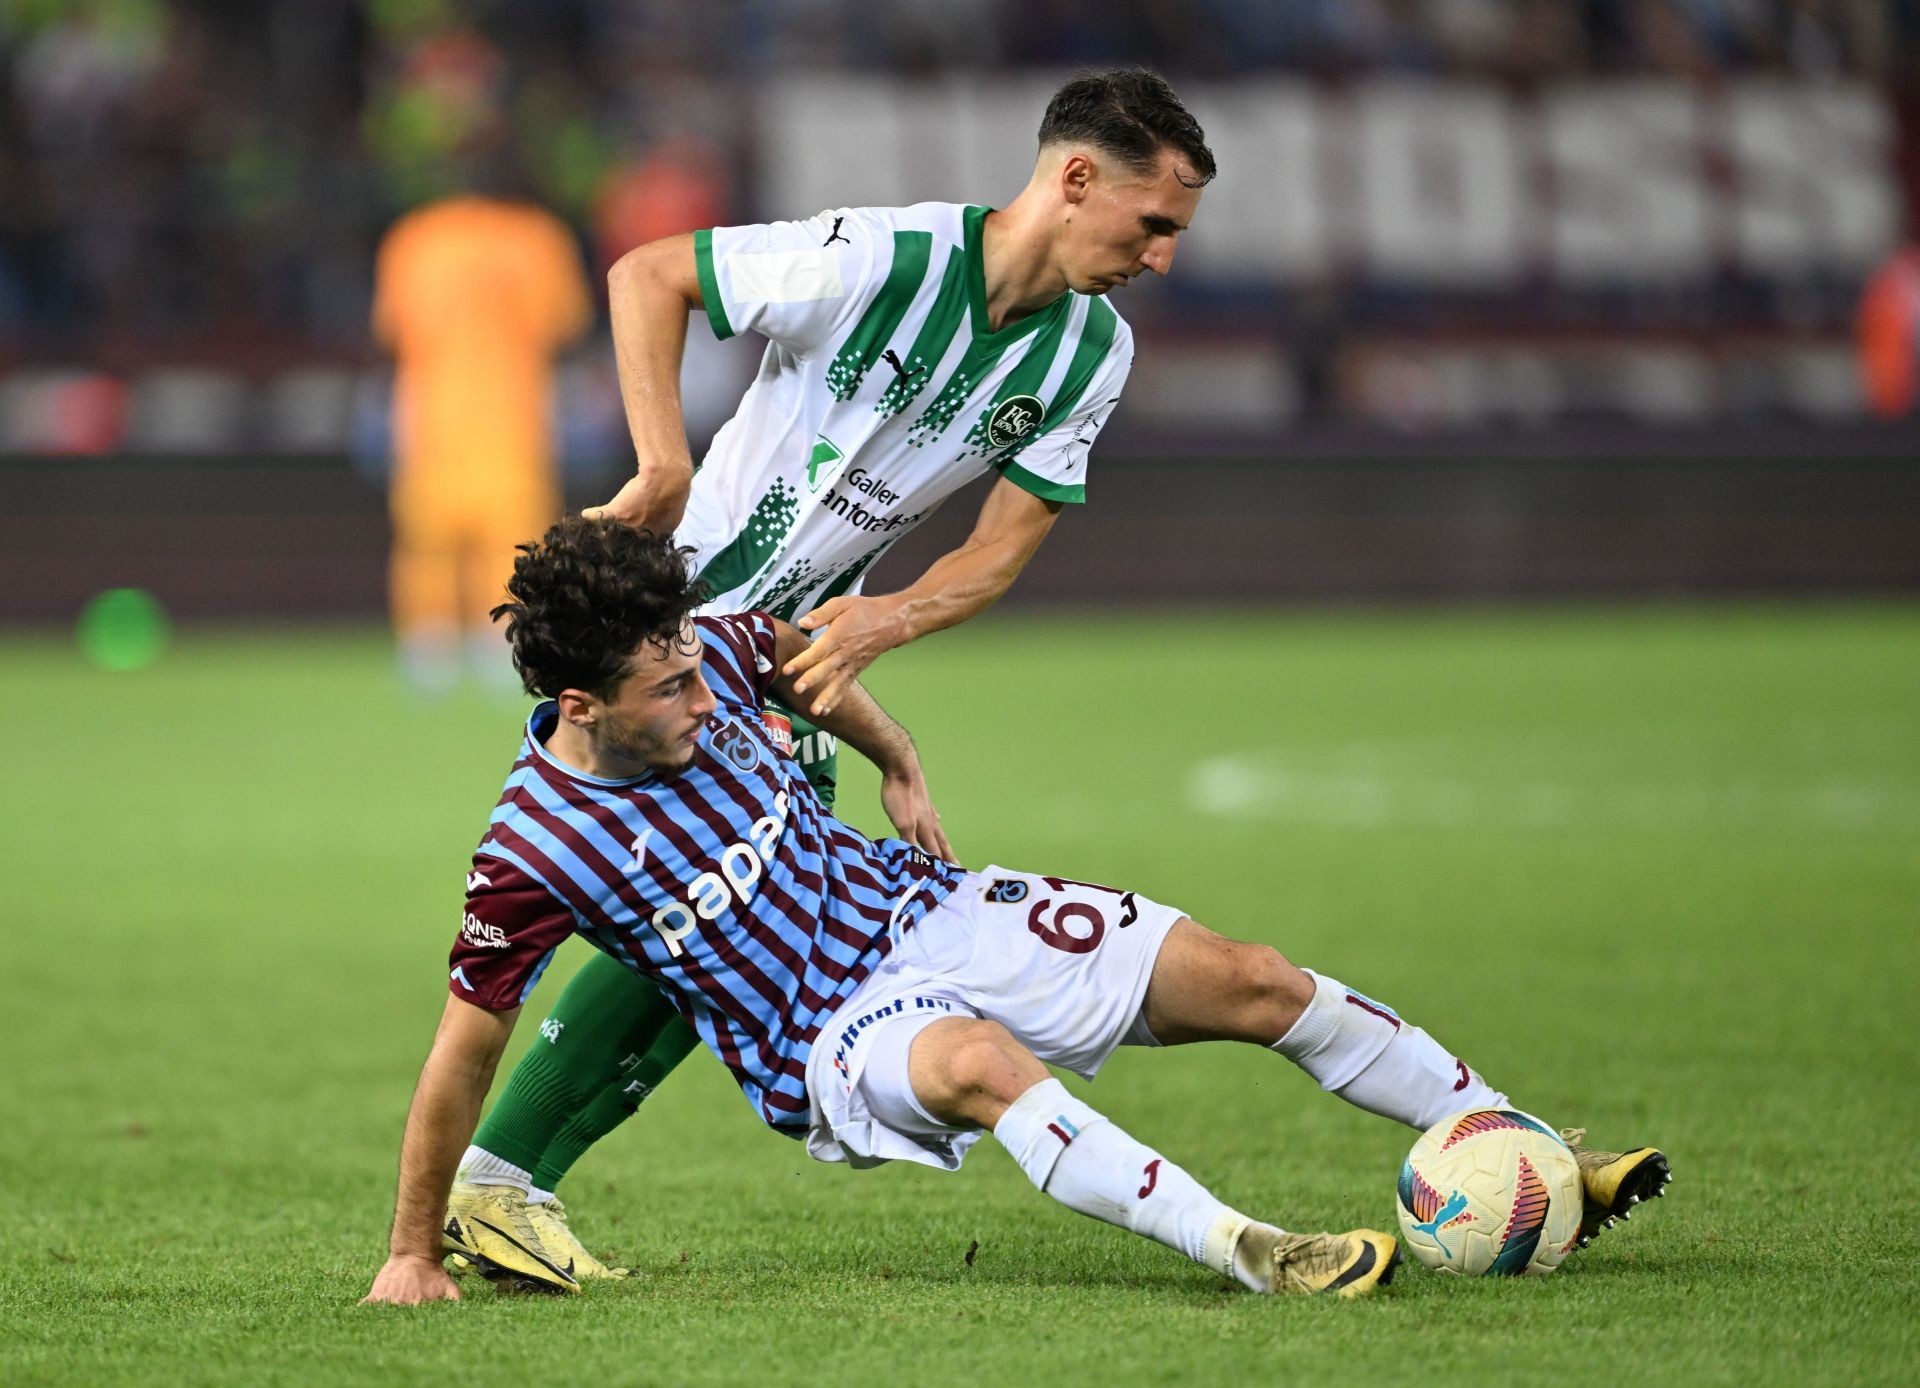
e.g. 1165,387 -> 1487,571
1395,1109 -> 1583,1276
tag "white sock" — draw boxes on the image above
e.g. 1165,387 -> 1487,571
992,1078 -> 1261,1289
527,1185 -> 556,1206
1273,970 -> 1508,1130
457,1145 -> 532,1193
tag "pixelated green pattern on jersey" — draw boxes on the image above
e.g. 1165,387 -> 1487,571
824,231 -> 933,402
752,556 -> 830,621
695,477 -> 801,600
996,297 -> 1118,467
906,331 -> 1031,448
815,547 -> 884,607
754,543 -> 885,622
875,244 -> 969,419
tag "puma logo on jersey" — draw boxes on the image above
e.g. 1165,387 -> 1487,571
882,348 -> 923,385
823,216 -> 850,247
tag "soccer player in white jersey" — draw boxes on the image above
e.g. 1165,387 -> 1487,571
364,520 -> 1670,1306
444,69 -> 1219,1283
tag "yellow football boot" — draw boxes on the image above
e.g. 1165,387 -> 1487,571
526,1198 -> 630,1281
442,1181 -> 580,1294
1235,1223 -> 1403,1297
1559,1128 -> 1672,1248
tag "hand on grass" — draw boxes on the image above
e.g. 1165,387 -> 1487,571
362,1254 -> 461,1306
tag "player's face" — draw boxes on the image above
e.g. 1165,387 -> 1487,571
596,622 -> 716,773
1060,147 -> 1202,295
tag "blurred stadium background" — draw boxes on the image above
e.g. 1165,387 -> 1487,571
8,8 -> 1920,1380
4,0 -> 1919,621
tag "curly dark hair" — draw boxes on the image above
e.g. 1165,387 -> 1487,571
491,516 -> 705,699
1037,68 -> 1215,188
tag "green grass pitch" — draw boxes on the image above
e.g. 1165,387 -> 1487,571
4,604 -> 1918,1385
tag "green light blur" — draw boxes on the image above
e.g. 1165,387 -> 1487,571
77,588 -> 171,672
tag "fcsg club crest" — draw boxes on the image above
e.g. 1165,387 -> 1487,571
986,394 -> 1045,449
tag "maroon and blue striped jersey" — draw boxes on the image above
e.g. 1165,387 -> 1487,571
450,613 -> 964,1135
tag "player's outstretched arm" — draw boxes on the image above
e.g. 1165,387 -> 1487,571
363,996 -> 520,1306
587,233 -> 704,533
784,477 -> 1062,718
768,619 -> 953,861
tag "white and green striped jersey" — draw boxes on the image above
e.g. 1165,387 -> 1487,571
681,201 -> 1132,621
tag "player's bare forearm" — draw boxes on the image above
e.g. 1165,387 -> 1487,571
883,477 -> 1065,643
596,234 -> 703,532
381,998 -> 517,1263
783,478 -> 1062,717
768,620 -> 952,857
770,620 -> 912,773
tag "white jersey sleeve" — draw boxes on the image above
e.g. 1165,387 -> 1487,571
695,209 -> 889,356
994,318 -> 1133,506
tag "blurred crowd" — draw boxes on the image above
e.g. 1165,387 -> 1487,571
2,0 -> 1917,359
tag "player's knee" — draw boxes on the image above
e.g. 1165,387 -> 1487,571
911,1019 -> 1045,1128
1230,943 -> 1316,1040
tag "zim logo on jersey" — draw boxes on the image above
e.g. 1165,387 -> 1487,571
986,394 -> 1045,448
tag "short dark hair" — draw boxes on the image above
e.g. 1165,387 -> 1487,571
1037,68 -> 1215,188
491,516 -> 705,699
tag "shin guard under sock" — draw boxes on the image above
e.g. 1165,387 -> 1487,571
991,1079 -> 1259,1288
1273,970 -> 1507,1130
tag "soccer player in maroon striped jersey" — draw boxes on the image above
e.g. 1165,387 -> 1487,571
364,519 -> 1670,1306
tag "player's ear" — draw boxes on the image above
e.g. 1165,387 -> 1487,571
555,688 -> 597,727
1060,151 -> 1094,204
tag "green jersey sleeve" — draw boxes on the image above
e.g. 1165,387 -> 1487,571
994,320 -> 1132,506
696,209 -> 886,355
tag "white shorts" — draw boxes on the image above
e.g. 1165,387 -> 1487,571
804,866 -> 1184,1171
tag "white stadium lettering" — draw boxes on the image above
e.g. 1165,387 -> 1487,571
1542,86 -> 1712,282
761,77 -> 1896,289
1357,84 -> 1521,285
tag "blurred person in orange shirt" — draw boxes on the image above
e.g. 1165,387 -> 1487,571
373,173 -> 592,691
591,134 -> 729,274
1857,239 -> 1920,418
